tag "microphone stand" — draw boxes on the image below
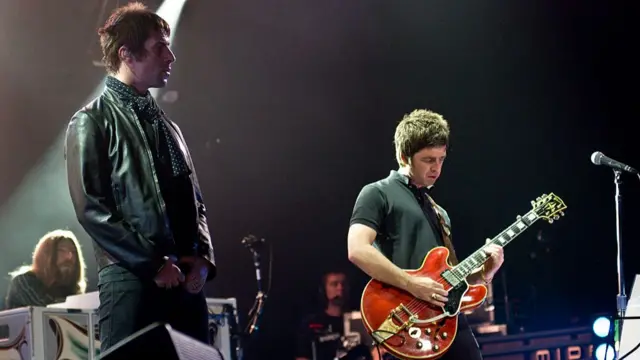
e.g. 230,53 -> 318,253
247,247 -> 267,335
613,170 -> 626,356
500,269 -> 511,328
241,235 -> 268,338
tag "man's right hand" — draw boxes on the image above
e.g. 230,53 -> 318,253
154,257 -> 185,289
406,276 -> 449,307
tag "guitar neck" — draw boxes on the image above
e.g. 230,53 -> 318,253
452,209 -> 540,279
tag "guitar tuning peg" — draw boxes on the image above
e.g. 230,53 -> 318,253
560,211 -> 565,216
531,201 -> 536,206
548,219 -> 554,224
553,215 -> 559,220
536,197 -> 541,201
516,215 -> 522,220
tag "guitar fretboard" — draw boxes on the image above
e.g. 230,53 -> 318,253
449,210 -> 540,281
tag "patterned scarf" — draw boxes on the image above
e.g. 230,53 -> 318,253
106,76 -> 191,177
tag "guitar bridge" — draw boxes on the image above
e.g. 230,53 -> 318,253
372,304 -> 415,343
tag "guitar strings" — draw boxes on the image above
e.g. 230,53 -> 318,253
393,275 -> 460,324
401,239 -> 500,319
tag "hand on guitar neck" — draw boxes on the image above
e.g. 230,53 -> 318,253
479,242 -> 504,282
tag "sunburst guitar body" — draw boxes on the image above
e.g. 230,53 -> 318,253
359,193 -> 567,359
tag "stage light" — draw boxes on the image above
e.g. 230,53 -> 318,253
593,316 -> 611,338
595,343 -> 616,360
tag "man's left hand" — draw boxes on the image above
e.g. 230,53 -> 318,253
482,240 -> 504,280
178,256 -> 210,294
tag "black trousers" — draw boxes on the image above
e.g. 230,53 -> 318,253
382,315 -> 482,360
438,326 -> 483,360
97,264 -> 209,352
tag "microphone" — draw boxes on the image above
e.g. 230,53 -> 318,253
334,296 -> 345,306
241,234 -> 266,292
591,151 -> 637,174
241,234 -> 265,250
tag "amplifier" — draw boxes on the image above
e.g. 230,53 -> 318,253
0,306 -> 100,360
477,326 -> 596,360
98,322 -> 224,360
207,297 -> 240,360
343,311 -> 374,348
44,293 -> 240,360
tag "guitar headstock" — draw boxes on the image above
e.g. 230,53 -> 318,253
531,193 -> 567,223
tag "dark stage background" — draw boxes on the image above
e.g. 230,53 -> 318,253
0,1 -> 637,358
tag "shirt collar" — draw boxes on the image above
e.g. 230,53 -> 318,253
105,76 -> 160,123
389,170 -> 434,192
105,76 -> 150,101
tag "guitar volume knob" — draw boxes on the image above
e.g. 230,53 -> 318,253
441,332 -> 447,339
434,344 -> 440,351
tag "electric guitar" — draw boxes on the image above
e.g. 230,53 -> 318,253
359,193 -> 567,359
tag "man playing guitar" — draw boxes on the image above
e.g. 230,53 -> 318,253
347,109 -> 504,360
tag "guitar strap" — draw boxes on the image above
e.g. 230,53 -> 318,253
426,195 -> 459,265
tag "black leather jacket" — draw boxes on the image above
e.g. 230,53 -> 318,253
65,87 -> 215,282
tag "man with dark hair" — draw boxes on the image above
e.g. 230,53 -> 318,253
347,109 -> 505,359
4,230 -> 87,309
295,271 -> 349,360
295,271 -> 373,360
65,1 -> 215,352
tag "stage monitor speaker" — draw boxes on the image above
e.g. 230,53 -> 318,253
98,322 -> 224,360
619,274 -> 640,360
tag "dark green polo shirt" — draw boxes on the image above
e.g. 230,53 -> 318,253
350,170 -> 451,270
